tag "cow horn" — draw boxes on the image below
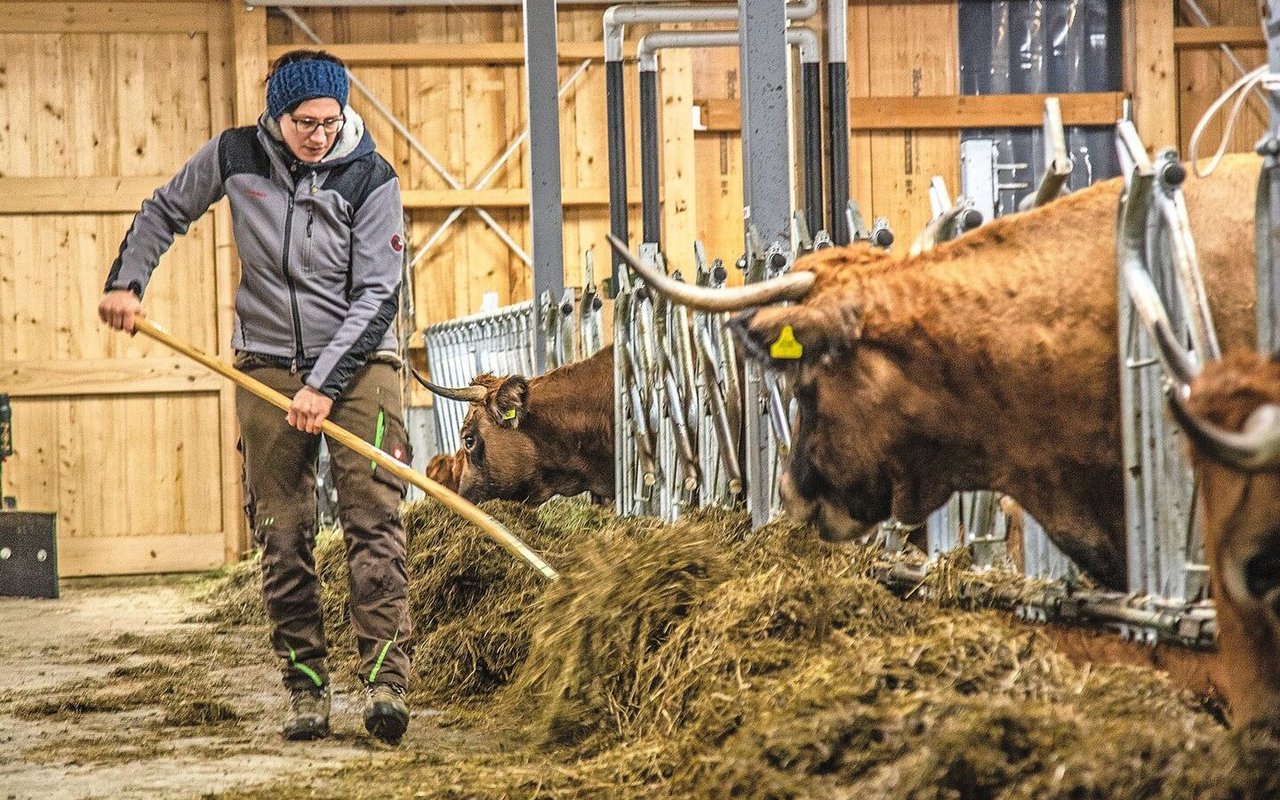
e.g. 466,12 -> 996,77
409,367 -> 488,403
1170,393 -> 1280,473
606,234 -> 814,312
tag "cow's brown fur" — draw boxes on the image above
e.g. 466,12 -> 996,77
732,154 -> 1260,590
455,345 -> 615,505
1186,350 -> 1280,724
425,450 -> 463,493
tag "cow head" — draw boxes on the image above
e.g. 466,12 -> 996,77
606,235 -> 954,543
416,372 -> 542,503
415,350 -> 615,506
1172,351 -> 1280,725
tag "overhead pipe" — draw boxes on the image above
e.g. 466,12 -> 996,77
256,0 -> 685,6
604,0 -> 818,292
635,27 -> 821,250
604,0 -> 817,61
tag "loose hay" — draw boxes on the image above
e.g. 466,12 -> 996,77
206,497 -> 598,703
207,498 -> 1276,799
505,515 -> 735,746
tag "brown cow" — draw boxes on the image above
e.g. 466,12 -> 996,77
1170,351 -> 1280,724
610,153 -> 1260,590
419,345 -> 615,505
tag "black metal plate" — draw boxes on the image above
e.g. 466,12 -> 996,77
0,512 -> 59,599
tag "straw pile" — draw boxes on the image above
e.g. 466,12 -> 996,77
208,497 -> 1277,799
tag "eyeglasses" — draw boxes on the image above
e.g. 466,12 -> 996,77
288,115 -> 345,136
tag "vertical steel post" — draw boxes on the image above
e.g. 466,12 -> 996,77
525,0 -> 565,374
1258,6 -> 1280,351
801,53 -> 823,235
826,0 -> 849,244
639,65 -> 662,246
606,52 -> 629,295
739,0 -> 791,527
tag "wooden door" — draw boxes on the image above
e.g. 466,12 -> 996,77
0,1 -> 258,575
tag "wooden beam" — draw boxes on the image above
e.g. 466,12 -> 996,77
214,2 -> 249,563
231,1 -> 268,127
1129,0 -> 1177,152
0,176 -> 164,214
1173,26 -> 1264,48
695,92 -> 1128,133
0,3 -> 210,33
401,187 -> 641,208
0,178 -> 642,214
60,532 -> 224,577
267,41 -> 624,66
2,358 -> 221,398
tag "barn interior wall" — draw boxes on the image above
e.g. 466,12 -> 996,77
0,0 -> 245,576
1174,0 -> 1270,156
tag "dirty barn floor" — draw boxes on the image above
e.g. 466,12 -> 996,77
0,576 -> 490,800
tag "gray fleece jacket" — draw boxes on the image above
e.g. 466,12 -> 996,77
105,108 -> 404,398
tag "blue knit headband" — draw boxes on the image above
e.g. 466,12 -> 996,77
267,59 -> 349,120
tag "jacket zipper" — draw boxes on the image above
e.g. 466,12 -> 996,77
304,208 -> 315,274
282,192 -> 305,373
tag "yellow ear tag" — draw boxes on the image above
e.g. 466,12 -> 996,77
769,325 -> 804,360
502,409 -> 517,421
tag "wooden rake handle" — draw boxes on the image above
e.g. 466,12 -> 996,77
132,317 -> 559,581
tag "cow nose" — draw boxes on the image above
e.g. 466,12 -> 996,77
814,500 -> 878,543
780,472 -> 819,524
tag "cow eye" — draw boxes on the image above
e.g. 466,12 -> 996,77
463,434 -> 477,451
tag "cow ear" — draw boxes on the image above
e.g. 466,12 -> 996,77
728,302 -> 858,366
490,376 -> 530,428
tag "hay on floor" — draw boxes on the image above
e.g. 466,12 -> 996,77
206,497 -> 1275,800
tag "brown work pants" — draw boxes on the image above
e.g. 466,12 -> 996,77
236,356 -> 413,691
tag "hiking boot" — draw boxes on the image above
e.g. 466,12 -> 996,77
282,684 -> 330,741
363,683 -> 409,744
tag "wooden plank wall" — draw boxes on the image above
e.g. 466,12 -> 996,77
268,6 -> 648,328
1174,0 -> 1270,155
0,0 -> 244,575
857,2 -> 959,242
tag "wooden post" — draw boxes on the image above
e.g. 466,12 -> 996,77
660,30 -> 698,267
1125,0 -> 1178,153
222,0 -> 268,558
231,1 -> 268,127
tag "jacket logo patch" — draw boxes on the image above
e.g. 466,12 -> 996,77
246,189 -> 268,199
390,234 -> 404,253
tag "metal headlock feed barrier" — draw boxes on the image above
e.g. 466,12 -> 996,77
404,0 -> 1280,652
422,282 -> 604,454
1115,122 -> 1215,606
608,0 -> 896,527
